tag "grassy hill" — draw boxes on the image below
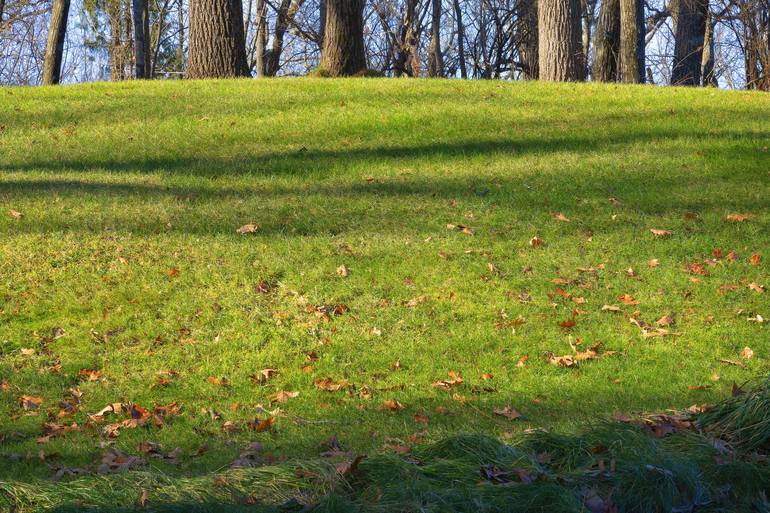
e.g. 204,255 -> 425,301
0,79 -> 769,511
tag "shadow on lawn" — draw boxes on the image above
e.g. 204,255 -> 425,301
0,132 -> 768,237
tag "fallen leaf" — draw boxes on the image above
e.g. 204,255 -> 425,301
237,224 -> 259,235
726,213 -> 749,222
740,347 -> 754,359
493,406 -> 523,420
167,267 -> 180,278
750,253 -> 761,266
271,390 -> 299,403
432,371 -> 464,389
601,304 -> 622,313
529,236 -> 543,248
648,259 -> 660,268
516,355 -> 529,368
650,229 -> 672,237
552,212 -> 570,222
749,282 -> 765,293
9,209 -> 22,219
383,399 -> 405,412
20,395 -> 43,411
618,294 -> 640,305
336,265 -> 350,277
656,315 -> 675,327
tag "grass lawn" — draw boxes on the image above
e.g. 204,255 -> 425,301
0,78 -> 769,511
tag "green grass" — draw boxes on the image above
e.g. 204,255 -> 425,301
0,78 -> 769,511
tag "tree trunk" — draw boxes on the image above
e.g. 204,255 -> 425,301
700,15 -> 717,86
319,0 -> 326,47
188,0 -> 250,78
132,0 -> 150,78
592,0 -> 620,81
453,0 -> 467,78
619,0 -> 644,82
671,0 -> 707,85
254,0 -> 267,77
177,0 -> 185,73
42,0 -> 71,85
0,0 -> 5,26
319,0 -> 366,76
428,0 -> 444,77
395,0 -> 418,76
517,0 -> 539,78
538,0 -> 584,81
265,0 -> 292,76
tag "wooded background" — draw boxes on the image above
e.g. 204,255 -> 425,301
1,0 -> 768,89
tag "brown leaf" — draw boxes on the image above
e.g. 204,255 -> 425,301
207,376 -> 229,387
552,212 -> 570,222
740,347 -> 754,359
20,395 -> 43,411
650,229 -> 672,237
271,390 -> 299,403
529,236 -> 544,248
167,267 -> 180,278
9,209 -> 22,220
656,315 -> 675,327
601,304 -> 622,313
250,416 -> 276,432
383,399 -> 405,412
237,223 -> 259,235
140,489 -> 149,508
432,371 -> 464,389
726,213 -> 749,222
748,282 -> 765,293
249,368 -> 278,384
559,318 -> 576,329
750,253 -> 761,266
336,265 -> 350,277
618,294 -> 640,305
648,259 -> 660,268
516,355 -> 529,368
493,406 -> 523,420
314,377 -> 352,392
685,262 -> 708,276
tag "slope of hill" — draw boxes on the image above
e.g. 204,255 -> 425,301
0,79 -> 768,511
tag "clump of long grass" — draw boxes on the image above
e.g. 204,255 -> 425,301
5,382 -> 770,513
695,377 -> 770,452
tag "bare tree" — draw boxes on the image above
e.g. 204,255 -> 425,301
671,0 -> 707,84
188,0 -> 249,78
42,0 -> 70,85
538,0 -> 584,80
428,0 -> 444,76
593,0 -> 620,80
319,0 -> 367,75
619,0 -> 644,81
133,0 -> 150,78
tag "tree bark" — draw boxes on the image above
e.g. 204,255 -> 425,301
428,0 -> 444,77
517,0 -> 539,78
265,0 -> 292,76
700,14 -> 717,86
132,0 -> 150,78
394,0 -> 418,76
254,0 -> 267,76
592,0 -> 620,81
177,0 -> 185,73
188,0 -> 250,78
619,0 -> 644,82
42,0 -> 71,85
538,0 -> 584,81
453,0 -> 467,78
671,0 -> 707,85
319,0 -> 367,76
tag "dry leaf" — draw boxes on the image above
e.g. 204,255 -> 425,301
336,265 -> 350,277
552,212 -> 570,222
648,259 -> 660,268
601,304 -> 622,313
650,229 -> 672,237
237,224 -> 259,235
726,213 -> 749,222
740,347 -> 754,359
750,253 -> 761,266
383,399 -> 405,412
618,294 -> 640,305
516,355 -> 529,368
529,236 -> 544,248
493,406 -> 523,420
271,390 -> 299,403
9,209 -> 22,220
748,282 -> 765,293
